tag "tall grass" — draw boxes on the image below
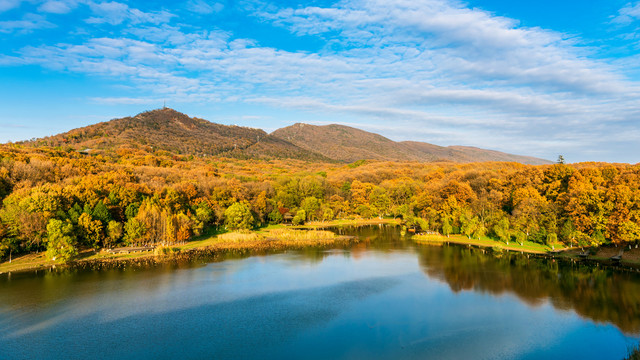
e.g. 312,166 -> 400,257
154,246 -> 181,256
267,229 -> 337,241
217,231 -> 265,243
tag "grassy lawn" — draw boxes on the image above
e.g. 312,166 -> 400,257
0,252 -> 59,274
413,233 -> 551,254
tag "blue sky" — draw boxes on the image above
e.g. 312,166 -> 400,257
1,0 -> 639,163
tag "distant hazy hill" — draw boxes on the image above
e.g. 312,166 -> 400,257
28,108 -> 329,161
271,123 -> 552,165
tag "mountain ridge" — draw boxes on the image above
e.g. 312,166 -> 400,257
25,108 -> 331,162
271,122 -> 552,165
22,108 -> 552,165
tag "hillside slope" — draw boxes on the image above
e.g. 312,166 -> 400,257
24,109 -> 552,164
272,123 -> 552,165
28,108 -> 329,161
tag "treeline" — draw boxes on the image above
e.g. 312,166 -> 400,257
0,142 -> 639,262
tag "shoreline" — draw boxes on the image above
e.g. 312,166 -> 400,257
0,219 -> 395,275
413,233 -> 640,268
71,235 -> 361,273
412,233 -> 550,254
3,219 -> 639,276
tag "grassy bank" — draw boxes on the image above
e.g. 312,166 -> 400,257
0,227 -> 359,275
413,233 -> 554,254
412,233 -> 640,267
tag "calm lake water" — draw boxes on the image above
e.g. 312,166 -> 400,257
1,225 -> 639,360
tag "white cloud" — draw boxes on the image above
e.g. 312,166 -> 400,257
186,0 -> 223,15
611,2 -> 640,25
256,0 -> 625,94
0,0 -> 22,13
38,0 -> 77,14
1,0 -> 640,161
85,1 -> 175,25
0,13 -> 55,33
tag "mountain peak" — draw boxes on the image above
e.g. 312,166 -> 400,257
27,109 -> 330,161
24,109 -> 551,164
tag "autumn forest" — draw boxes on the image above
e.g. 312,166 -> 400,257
1,120 -> 640,265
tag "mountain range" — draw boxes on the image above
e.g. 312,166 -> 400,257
26,108 -> 552,165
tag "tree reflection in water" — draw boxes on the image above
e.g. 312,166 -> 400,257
416,244 -> 640,335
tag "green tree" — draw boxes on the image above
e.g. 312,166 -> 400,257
561,220 -> 578,248
92,201 -> 111,224
515,230 -> 527,246
125,202 -> 140,220
300,197 -> 321,221
45,219 -> 78,263
224,202 -> 254,230
124,218 -> 146,245
321,207 -> 334,222
106,220 -> 123,248
618,221 -> 640,243
0,223 -> 18,262
268,209 -> 283,224
473,221 -> 487,240
68,203 -> 83,224
460,213 -> 479,239
356,204 -> 374,218
292,209 -> 306,225
441,216 -> 452,238
493,218 -> 510,244
78,212 -> 104,248
369,187 -> 390,218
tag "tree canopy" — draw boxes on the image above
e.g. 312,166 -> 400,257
1,141 -> 639,262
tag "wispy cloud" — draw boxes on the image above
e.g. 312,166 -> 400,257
38,0 -> 78,14
0,0 -> 639,161
0,0 -> 23,13
0,13 -> 54,33
611,2 -> 640,25
85,1 -> 175,25
186,0 -> 223,15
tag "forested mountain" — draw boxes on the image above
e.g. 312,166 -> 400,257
25,108 -> 330,162
272,123 -> 552,165
25,108 -> 550,165
12,107 -> 627,266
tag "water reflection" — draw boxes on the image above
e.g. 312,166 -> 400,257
331,225 -> 640,335
415,244 -> 640,334
1,224 -> 639,360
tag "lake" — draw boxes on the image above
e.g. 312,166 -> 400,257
1,225 -> 639,359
